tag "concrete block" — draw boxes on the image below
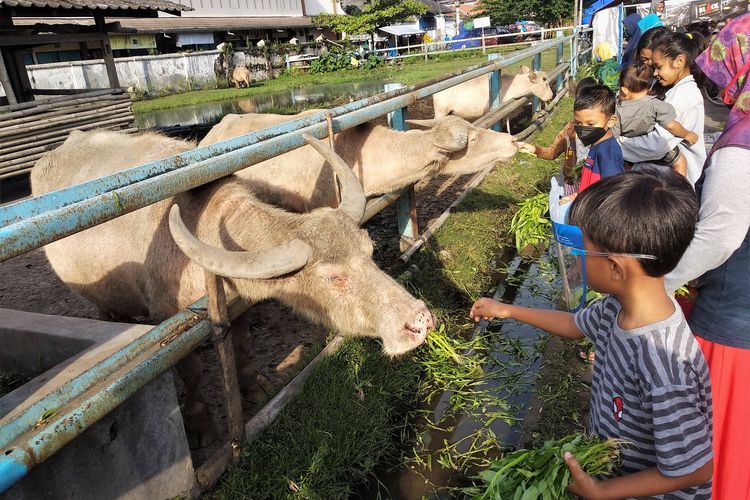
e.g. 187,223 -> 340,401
0,309 -> 197,499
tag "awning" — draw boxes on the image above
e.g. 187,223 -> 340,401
379,24 -> 424,36
176,32 -> 214,46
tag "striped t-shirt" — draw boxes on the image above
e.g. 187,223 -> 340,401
575,296 -> 713,499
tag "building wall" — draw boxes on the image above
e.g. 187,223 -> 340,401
0,50 -> 282,98
167,0 -> 342,17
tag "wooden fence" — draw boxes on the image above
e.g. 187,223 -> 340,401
0,89 -> 134,180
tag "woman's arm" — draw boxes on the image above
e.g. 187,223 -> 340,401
666,147 -> 750,292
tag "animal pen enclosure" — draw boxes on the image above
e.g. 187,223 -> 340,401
0,31 -> 591,496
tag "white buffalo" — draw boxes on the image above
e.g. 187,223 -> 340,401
432,66 -> 554,121
31,130 -> 435,446
198,112 -> 518,212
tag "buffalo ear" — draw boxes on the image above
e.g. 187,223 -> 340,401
521,65 -> 531,74
528,71 -> 538,83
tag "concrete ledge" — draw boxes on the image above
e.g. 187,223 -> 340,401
0,309 -> 196,499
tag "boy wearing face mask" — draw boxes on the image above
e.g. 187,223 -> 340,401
560,85 -> 624,204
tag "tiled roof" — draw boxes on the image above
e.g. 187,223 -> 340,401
0,0 -> 190,14
13,15 -> 314,33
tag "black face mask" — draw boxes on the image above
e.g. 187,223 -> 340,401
575,125 -> 608,146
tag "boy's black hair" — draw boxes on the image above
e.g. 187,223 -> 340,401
636,26 -> 670,55
575,77 -> 599,96
619,61 -> 654,93
574,85 -> 616,116
568,170 -> 698,277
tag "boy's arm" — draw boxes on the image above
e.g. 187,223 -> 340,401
565,452 -> 712,500
469,298 -> 584,339
663,120 -> 699,145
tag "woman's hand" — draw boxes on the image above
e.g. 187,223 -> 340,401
684,131 -> 699,146
514,141 -> 536,155
565,452 -> 604,499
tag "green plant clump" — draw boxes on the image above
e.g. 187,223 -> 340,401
473,434 -> 622,500
509,192 -> 551,254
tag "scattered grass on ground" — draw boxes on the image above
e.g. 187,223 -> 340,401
213,96 -> 577,498
133,43 -> 570,114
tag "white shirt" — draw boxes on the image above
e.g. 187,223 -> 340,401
618,75 -> 707,185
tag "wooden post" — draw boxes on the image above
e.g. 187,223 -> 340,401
481,27 -> 486,54
488,53 -> 502,132
204,270 -> 244,458
385,83 -> 418,252
532,52 -> 542,116
95,15 -> 120,88
556,39 -> 564,93
0,49 -> 18,105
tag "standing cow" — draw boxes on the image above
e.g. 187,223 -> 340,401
231,66 -> 252,88
31,130 -> 435,447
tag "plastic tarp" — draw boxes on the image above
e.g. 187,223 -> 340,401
592,6 -> 621,53
378,24 -> 425,36
585,0 -> 748,25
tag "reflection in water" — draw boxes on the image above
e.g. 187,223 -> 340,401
134,80 -> 390,129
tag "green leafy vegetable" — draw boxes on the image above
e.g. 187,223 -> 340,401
509,192 -> 551,254
472,434 -> 622,500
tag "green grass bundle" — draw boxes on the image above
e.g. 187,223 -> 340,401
474,434 -> 622,500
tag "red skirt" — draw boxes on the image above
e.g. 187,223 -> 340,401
695,335 -> 750,500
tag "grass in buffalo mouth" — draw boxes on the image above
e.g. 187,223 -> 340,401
213,97 -> 582,499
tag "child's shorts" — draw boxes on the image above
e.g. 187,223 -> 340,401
652,145 -> 681,167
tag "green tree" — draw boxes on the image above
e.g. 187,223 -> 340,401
313,0 -> 427,36
476,0 -> 573,26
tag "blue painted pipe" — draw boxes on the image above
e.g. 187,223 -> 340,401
0,299 -> 207,451
0,36 -> 570,231
0,37 -> 571,264
0,314 -> 213,494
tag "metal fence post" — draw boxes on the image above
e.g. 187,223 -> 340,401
385,83 -> 418,252
532,52 -> 542,116
571,29 -> 578,78
488,53 -> 502,132
556,39 -> 565,93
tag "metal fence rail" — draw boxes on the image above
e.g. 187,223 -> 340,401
0,28 -> 591,493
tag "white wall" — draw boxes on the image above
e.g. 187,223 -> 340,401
304,0 -> 344,15
16,50 -> 279,96
164,0 -> 343,17
169,0 -> 304,16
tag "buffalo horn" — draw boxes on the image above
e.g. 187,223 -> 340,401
303,134 -> 366,224
168,204 -> 312,279
405,118 -> 439,128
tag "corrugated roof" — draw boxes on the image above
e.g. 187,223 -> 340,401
13,16 -> 313,33
0,0 -> 190,14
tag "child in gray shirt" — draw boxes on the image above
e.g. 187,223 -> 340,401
614,62 -> 699,178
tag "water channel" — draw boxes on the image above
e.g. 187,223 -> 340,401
368,248 -> 562,499
133,80 -> 391,130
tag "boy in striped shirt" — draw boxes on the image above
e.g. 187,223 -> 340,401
470,171 -> 713,499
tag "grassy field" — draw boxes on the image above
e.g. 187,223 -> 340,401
132,43 -> 571,114
212,97 -> 583,498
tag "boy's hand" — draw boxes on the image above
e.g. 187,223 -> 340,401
565,452 -> 603,499
684,131 -> 699,146
514,141 -> 536,155
469,298 -> 512,322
